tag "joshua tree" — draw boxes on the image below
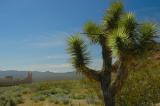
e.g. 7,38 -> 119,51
67,1 -> 158,106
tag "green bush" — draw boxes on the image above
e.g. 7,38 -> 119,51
48,95 -> 70,105
0,95 -> 17,106
0,86 -> 24,106
116,61 -> 160,106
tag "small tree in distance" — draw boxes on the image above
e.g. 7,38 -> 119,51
67,1 -> 158,106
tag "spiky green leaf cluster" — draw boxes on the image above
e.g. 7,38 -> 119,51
139,22 -> 156,44
134,22 -> 157,56
67,35 -> 90,69
107,13 -> 137,57
108,27 -> 130,57
103,1 -> 123,30
120,13 -> 137,35
108,12 -> 157,59
84,21 -> 104,43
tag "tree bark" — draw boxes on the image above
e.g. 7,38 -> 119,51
80,66 -> 100,81
100,36 -> 114,106
100,37 -> 112,72
100,75 -> 115,106
111,59 -> 128,97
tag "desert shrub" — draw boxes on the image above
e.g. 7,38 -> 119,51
71,93 -> 86,99
6,100 -> 16,106
48,95 -> 70,105
63,89 -> 71,95
22,88 -> 30,94
13,96 -> 23,104
30,84 -> 72,103
116,61 -> 160,106
52,80 -> 74,90
0,95 -> 17,106
30,82 -> 52,92
31,94 -> 47,102
54,88 -> 71,95
0,86 -> 24,106
48,95 -> 60,104
38,90 -> 55,96
61,97 -> 70,105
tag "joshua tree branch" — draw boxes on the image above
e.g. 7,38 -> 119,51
100,36 -> 112,72
111,61 -> 128,96
78,66 -> 100,81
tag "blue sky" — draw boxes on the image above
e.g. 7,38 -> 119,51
0,0 -> 159,72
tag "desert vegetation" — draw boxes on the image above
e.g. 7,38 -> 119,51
0,57 -> 159,106
0,80 -> 102,106
0,1 -> 159,106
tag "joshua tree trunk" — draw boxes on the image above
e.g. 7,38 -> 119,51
99,38 -> 115,106
100,63 -> 128,106
100,75 -> 115,106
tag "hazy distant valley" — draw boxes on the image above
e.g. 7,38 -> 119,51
0,71 -> 81,82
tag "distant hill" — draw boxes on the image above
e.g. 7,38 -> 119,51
0,70 -> 82,82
